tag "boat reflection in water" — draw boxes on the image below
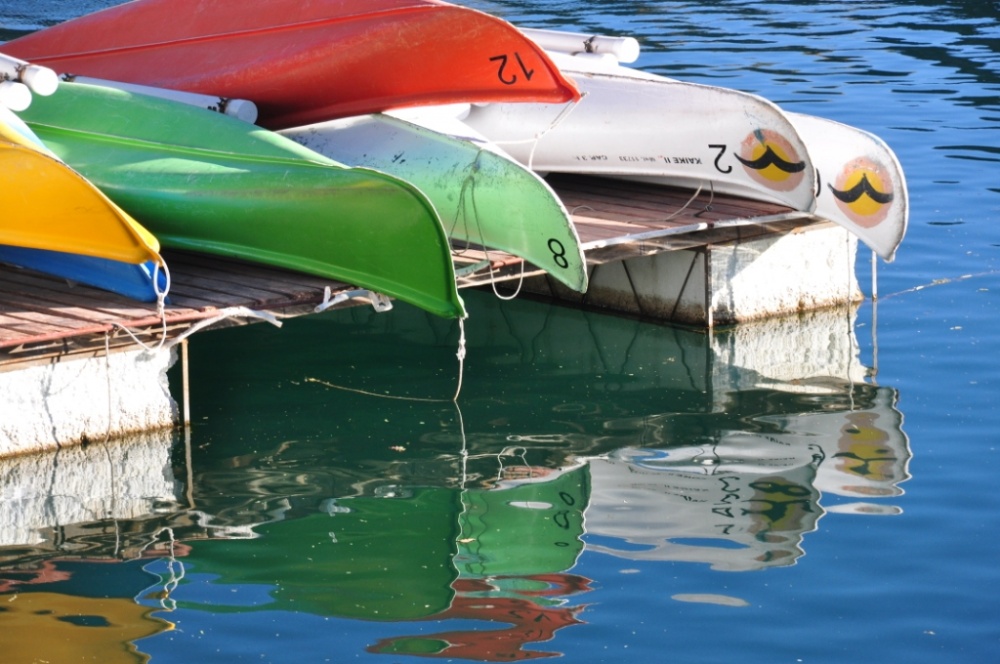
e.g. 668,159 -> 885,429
0,291 -> 909,660
368,460 -> 591,660
0,429 -> 183,663
585,383 -> 908,572
164,444 -> 592,661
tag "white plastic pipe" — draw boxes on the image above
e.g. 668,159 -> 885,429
0,52 -> 58,95
0,80 -> 32,111
520,28 -> 640,63
62,74 -> 259,124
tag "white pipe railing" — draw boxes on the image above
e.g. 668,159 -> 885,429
520,28 -> 640,63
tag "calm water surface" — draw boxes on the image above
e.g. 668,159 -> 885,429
1,1 -> 998,662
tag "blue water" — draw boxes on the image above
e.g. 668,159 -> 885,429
2,1 -> 999,663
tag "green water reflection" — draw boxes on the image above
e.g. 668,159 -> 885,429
0,291 -> 908,661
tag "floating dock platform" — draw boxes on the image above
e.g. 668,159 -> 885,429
1,176 -> 861,456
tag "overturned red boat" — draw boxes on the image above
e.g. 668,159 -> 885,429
5,0 -> 580,129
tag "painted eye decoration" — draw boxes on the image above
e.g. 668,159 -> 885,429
828,157 -> 895,227
736,129 -> 807,192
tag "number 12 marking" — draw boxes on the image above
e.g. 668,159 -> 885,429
490,52 -> 535,85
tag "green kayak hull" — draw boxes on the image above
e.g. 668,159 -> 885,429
282,114 -> 588,293
18,83 -> 465,319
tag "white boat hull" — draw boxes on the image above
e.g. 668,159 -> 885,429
461,52 -> 819,213
785,111 -> 908,261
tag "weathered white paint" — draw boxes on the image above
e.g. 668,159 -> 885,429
0,346 -> 178,457
526,224 -> 862,326
708,226 -> 861,325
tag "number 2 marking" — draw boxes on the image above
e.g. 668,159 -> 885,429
710,144 -> 733,174
490,52 -> 536,85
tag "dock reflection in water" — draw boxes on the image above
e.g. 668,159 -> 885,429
0,429 -> 183,663
0,291 -> 908,661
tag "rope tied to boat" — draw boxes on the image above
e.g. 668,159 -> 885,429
152,256 -> 171,319
448,151 -> 487,256
450,150 -> 526,301
485,92 -> 586,172
453,316 -> 467,402
313,286 -> 393,314
166,306 -> 283,348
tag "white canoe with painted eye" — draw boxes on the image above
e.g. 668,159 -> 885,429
461,51 -> 819,215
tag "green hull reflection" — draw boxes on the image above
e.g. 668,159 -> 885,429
456,462 -> 589,578
181,488 -> 460,621
172,462 -> 588,625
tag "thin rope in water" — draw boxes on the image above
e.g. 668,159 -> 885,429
305,315 -> 468,403
846,230 -> 857,411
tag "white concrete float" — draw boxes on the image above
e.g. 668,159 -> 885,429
1,301 -> 899,564
523,224 -> 862,327
0,231 -> 865,457
0,345 -> 177,458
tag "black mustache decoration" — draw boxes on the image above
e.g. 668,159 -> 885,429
829,173 -> 894,205
734,145 -> 806,174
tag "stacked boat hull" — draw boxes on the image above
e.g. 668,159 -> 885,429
18,83 -> 466,318
3,0 -> 581,129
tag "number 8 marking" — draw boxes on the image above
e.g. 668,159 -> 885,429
548,238 -> 569,269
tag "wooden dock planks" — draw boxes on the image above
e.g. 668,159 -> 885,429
0,251 -> 348,369
1,175 -> 827,369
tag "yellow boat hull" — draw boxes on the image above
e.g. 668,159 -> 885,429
0,106 -> 160,265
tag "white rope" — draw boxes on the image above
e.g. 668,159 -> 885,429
476,94 -> 585,171
490,261 -> 526,301
118,282 -> 393,354
573,179 -> 708,227
108,257 -> 172,352
161,306 -> 283,349
846,229 -> 857,410
664,181 -> 708,223
152,257 -> 171,317
457,402 -> 469,486
452,317 -> 467,402
314,286 -> 393,314
871,249 -> 878,301
448,151 -> 526,302
151,527 -> 184,612
528,95 -> 585,172
448,156 -> 483,256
